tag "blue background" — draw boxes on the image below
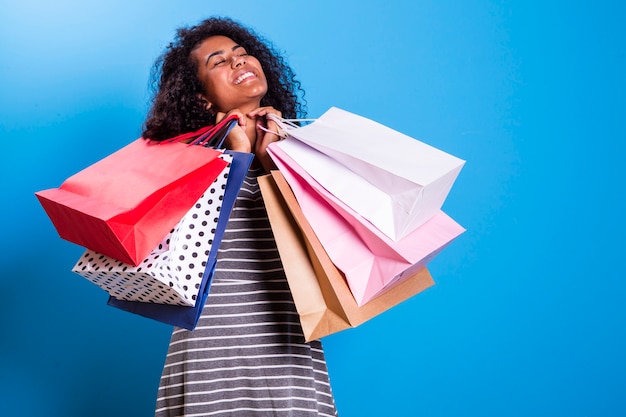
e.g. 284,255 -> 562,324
1,1 -> 624,416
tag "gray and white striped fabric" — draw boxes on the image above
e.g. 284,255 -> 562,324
155,169 -> 338,417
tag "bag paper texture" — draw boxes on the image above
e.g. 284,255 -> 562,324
267,146 -> 464,306
106,151 -> 254,330
270,107 -> 465,241
259,173 -> 435,341
72,154 -> 232,307
36,139 -> 228,265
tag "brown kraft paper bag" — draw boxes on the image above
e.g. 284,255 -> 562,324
258,172 -> 435,341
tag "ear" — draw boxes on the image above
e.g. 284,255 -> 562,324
198,94 -> 213,112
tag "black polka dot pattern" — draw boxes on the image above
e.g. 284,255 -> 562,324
71,153 -> 232,307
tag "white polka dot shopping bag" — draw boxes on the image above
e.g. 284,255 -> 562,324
106,150 -> 254,330
72,154 -> 232,307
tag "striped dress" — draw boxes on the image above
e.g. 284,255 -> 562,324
155,169 -> 338,417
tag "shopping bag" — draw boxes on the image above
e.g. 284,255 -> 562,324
268,107 -> 465,241
259,173 -> 435,341
106,151 -> 254,330
268,147 -> 464,306
35,129 -> 233,266
71,154 -> 232,307
268,143 -> 465,262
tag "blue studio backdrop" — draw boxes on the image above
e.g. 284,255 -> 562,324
1,1 -> 625,416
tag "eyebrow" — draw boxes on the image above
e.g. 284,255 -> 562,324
205,44 -> 243,66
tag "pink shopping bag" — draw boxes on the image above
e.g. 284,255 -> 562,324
268,144 -> 465,306
268,107 -> 465,241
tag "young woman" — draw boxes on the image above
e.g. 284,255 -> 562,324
143,17 -> 338,417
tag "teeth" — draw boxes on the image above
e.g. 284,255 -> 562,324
234,72 -> 254,84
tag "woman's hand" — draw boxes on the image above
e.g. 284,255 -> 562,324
216,109 -> 252,153
217,106 -> 284,173
248,106 -> 283,173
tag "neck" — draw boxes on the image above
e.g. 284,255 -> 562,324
237,100 -> 262,115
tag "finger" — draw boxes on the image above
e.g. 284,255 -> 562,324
226,109 -> 246,127
265,119 -> 286,139
224,124 -> 252,153
266,119 -> 279,130
256,123 -> 281,149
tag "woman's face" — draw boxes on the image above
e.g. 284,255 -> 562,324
191,35 -> 268,113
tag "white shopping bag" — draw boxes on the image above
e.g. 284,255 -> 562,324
268,145 -> 464,306
72,154 -> 232,307
269,107 -> 465,241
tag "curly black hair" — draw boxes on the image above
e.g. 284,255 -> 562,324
142,17 -> 305,141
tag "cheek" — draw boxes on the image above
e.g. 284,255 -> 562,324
201,73 -> 229,103
255,71 -> 269,94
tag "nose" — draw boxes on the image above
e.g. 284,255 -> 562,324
231,55 -> 246,68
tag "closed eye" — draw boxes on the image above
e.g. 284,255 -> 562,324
205,45 -> 249,67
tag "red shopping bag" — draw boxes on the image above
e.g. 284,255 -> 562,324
35,123 -> 235,266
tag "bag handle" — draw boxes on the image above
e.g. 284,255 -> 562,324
260,114 -> 315,138
159,125 -> 211,143
192,115 -> 239,148
165,114 -> 239,148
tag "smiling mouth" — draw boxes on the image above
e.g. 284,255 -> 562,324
234,72 -> 255,85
